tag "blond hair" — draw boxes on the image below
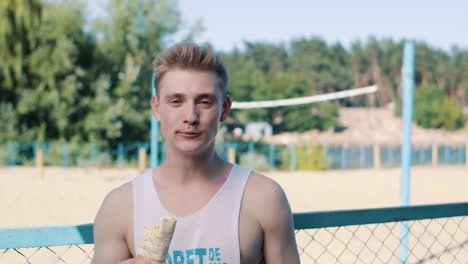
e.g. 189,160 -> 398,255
152,43 -> 228,96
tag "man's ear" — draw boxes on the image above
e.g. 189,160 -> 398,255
220,96 -> 232,122
150,95 -> 161,121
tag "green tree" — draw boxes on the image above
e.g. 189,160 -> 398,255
451,49 -> 468,105
350,38 -> 404,106
0,0 -> 92,142
87,0 -> 199,144
0,0 -> 42,141
2,0 -> 467,147
224,39 -> 349,133
396,85 -> 465,130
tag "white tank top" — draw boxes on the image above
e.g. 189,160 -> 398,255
132,164 -> 252,264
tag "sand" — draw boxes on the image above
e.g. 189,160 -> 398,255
0,165 -> 466,263
1,166 -> 466,226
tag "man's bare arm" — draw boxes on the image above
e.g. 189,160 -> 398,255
254,174 -> 300,264
92,183 -> 133,264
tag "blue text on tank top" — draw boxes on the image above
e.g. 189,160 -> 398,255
166,247 -> 228,264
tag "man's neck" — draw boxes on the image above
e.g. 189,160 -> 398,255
158,150 -> 227,185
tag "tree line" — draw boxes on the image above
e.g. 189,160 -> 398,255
1,0 -> 466,148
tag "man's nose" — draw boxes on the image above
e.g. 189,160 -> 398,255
184,103 -> 199,125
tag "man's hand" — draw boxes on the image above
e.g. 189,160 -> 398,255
118,256 -> 164,264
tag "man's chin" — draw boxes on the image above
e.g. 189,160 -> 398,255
175,143 -> 211,155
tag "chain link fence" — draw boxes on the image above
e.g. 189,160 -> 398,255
296,216 -> 467,263
1,245 -> 94,264
1,141 -> 466,170
1,203 -> 467,263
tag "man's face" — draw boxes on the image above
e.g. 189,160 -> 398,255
151,69 -> 231,155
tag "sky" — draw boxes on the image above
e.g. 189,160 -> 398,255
86,0 -> 468,52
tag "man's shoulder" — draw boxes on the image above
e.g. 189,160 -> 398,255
102,168 -> 150,207
244,171 -> 290,224
105,181 -> 133,205
242,173 -> 299,262
246,171 -> 285,200
95,181 -> 133,225
93,181 -> 135,262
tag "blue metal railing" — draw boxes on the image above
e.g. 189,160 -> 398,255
1,141 -> 466,170
1,202 -> 467,263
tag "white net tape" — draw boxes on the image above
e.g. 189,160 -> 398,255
231,85 -> 378,109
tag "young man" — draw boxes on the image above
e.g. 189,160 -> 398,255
92,43 -> 300,264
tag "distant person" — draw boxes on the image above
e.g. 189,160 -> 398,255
92,43 -> 300,264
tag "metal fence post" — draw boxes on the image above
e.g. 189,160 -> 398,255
150,74 -> 160,168
374,144 -> 381,169
290,144 -> 296,171
90,142 -> 96,165
466,141 -> 468,167
443,145 -> 450,164
34,142 -> 38,166
62,142 -> 68,167
457,145 -> 463,165
341,144 -> 347,170
117,143 -> 124,166
387,146 -> 394,167
432,143 -> 438,166
269,143 -> 275,170
138,145 -> 147,172
227,142 -> 237,164
42,142 -> 48,164
36,142 -> 44,179
228,142 -> 237,163
418,146 -> 423,165
400,41 -> 415,264
359,145 -> 365,169
8,142 -> 17,166
248,141 -> 254,169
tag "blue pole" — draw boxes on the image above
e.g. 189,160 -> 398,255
422,146 -> 427,164
444,145 -> 450,164
465,144 -> 468,165
8,142 -> 16,166
233,142 -> 238,163
34,142 -> 38,166
90,142 -> 96,165
269,143 -> 275,170
387,146 -> 393,167
62,142 -> 68,167
418,146 -> 423,165
290,144 -> 296,171
324,143 -> 329,167
42,142 -> 47,164
117,143 -> 124,166
360,145 -> 365,169
151,74 -> 160,168
248,141 -> 254,169
400,41 -> 415,264
457,145 -> 463,164
341,144 -> 347,170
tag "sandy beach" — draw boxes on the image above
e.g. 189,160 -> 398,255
0,165 -> 466,263
1,165 -> 466,227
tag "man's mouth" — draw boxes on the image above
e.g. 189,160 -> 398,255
178,131 -> 202,138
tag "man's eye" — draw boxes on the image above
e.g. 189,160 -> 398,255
200,100 -> 213,105
169,100 -> 182,104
